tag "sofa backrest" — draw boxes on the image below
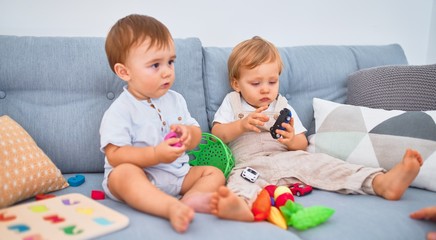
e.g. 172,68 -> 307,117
0,35 -> 206,173
202,44 -> 408,133
0,35 -> 408,174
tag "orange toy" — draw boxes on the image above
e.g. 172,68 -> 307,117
251,189 -> 271,221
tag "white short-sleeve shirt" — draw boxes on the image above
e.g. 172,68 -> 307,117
100,86 -> 199,178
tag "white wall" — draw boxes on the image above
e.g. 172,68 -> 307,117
0,0 -> 434,64
428,0 -> 436,63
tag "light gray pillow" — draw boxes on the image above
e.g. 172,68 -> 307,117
346,64 -> 436,111
307,98 -> 436,192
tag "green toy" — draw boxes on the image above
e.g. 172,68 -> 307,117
279,200 -> 335,230
188,132 -> 235,178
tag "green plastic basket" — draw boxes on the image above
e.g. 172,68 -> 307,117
188,132 -> 235,178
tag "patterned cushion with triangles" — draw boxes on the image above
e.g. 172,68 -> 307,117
307,98 -> 436,192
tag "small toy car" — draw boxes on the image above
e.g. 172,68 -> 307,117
270,108 -> 292,139
289,183 -> 313,196
241,167 -> 260,183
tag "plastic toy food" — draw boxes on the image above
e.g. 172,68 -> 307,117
252,185 -> 334,230
264,185 -> 278,198
274,186 -> 292,200
280,200 -> 304,221
270,108 -> 292,139
267,206 -> 287,229
164,131 -> 182,147
274,193 -> 294,208
280,201 -> 334,230
288,205 -> 335,230
251,189 -> 271,221
289,183 -> 313,197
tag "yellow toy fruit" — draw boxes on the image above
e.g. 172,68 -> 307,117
267,206 -> 287,229
274,186 -> 292,200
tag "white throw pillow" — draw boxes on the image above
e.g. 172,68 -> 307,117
307,98 -> 436,192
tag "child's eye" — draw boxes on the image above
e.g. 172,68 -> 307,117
251,82 -> 260,86
269,81 -> 278,85
151,63 -> 160,68
169,60 -> 175,65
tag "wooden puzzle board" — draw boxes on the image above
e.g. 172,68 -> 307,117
0,193 -> 129,240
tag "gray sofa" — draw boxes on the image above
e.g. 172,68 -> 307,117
1,35 -> 435,240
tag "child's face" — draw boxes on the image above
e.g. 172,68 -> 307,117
121,38 -> 176,100
231,61 -> 280,108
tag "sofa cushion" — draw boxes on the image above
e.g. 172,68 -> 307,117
307,98 -> 436,192
0,115 -> 69,208
202,47 -> 233,130
203,44 -> 408,133
172,38 -> 209,132
48,173 -> 436,240
202,46 -> 358,131
279,46 -> 358,131
349,44 -> 408,69
0,36 -> 207,173
346,64 -> 436,111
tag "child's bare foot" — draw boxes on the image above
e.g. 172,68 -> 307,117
181,192 -> 213,213
210,186 -> 254,221
168,202 -> 194,233
373,149 -> 423,200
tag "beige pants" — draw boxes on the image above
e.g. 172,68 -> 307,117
225,92 -> 385,206
226,131 -> 385,207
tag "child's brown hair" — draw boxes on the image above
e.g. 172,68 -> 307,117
105,14 -> 173,72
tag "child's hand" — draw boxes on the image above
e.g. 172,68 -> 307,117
276,118 -> 296,145
154,138 -> 186,164
170,125 -> 192,146
241,105 -> 269,133
410,206 -> 436,240
410,206 -> 436,221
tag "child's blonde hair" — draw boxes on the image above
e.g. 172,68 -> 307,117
105,14 -> 173,72
227,36 -> 283,84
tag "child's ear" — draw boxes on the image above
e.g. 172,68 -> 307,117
114,63 -> 130,82
230,78 -> 240,92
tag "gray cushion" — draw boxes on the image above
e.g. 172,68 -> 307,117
346,64 -> 436,111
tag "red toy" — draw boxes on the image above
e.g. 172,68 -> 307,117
252,184 -> 333,230
275,193 -> 294,208
289,183 -> 312,196
264,185 -> 277,198
251,189 -> 271,221
91,190 -> 105,200
35,193 -> 56,201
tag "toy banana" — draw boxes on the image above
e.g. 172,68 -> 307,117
267,206 -> 287,229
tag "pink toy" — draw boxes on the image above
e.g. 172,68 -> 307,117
164,131 -> 182,147
91,190 -> 105,200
